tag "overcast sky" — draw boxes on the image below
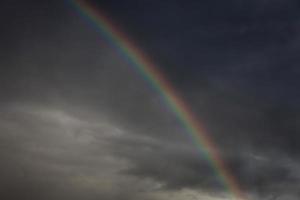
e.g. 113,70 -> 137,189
1,0 -> 300,199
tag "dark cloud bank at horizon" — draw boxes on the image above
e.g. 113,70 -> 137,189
0,0 -> 300,199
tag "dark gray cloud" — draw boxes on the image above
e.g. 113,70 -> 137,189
0,0 -> 300,200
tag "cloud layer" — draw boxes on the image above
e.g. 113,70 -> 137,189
0,0 -> 300,199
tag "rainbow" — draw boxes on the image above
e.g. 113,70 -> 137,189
69,1 -> 247,199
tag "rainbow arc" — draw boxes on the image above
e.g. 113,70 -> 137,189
70,1 -> 247,199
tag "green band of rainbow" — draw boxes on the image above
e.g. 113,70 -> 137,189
69,1 -> 247,199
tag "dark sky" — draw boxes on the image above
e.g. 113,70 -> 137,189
1,0 -> 300,199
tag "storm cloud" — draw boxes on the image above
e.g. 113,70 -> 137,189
0,0 -> 300,199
